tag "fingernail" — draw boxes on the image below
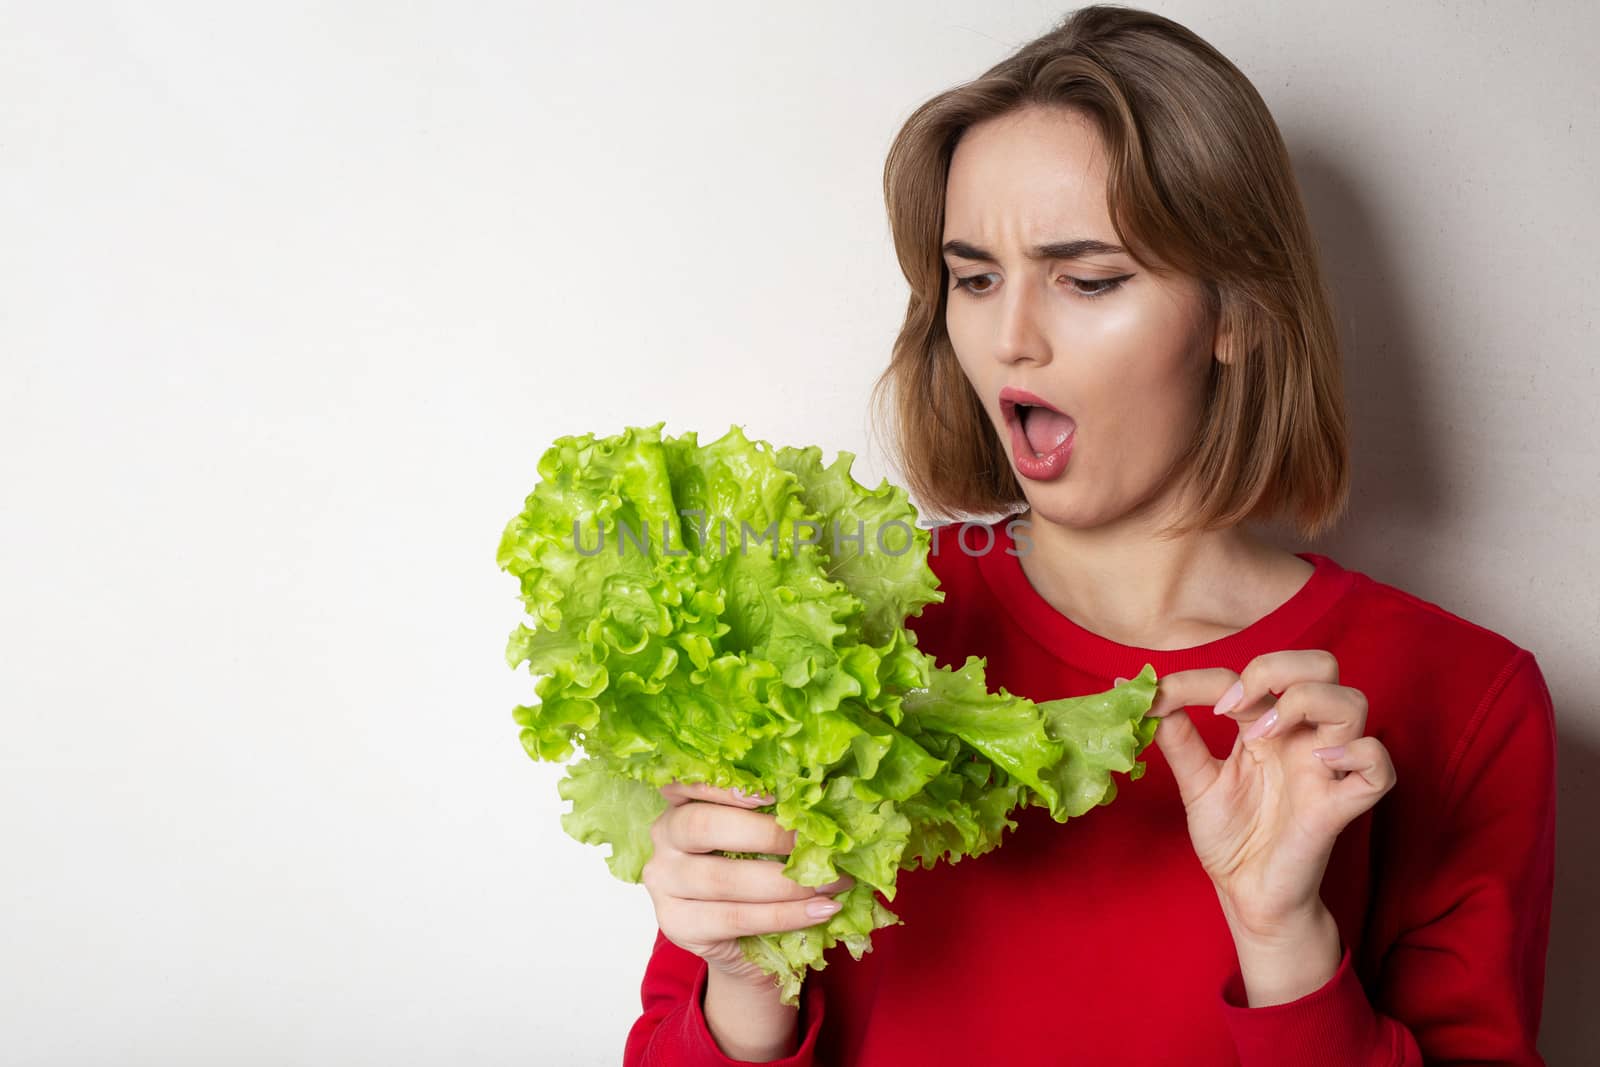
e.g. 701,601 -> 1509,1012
732,788 -> 775,804
1113,676 -> 1128,686
1242,708 -> 1278,742
818,876 -> 854,894
806,898 -> 843,919
1212,680 -> 1245,715
1314,745 -> 1346,761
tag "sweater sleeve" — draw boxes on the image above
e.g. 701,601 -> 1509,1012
1217,648 -> 1557,1066
623,930 -> 827,1066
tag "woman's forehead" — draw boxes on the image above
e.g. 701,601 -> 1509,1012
944,111 -> 1115,250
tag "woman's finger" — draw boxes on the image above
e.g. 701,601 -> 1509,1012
657,854 -> 853,903
662,894 -> 848,944
659,780 -> 775,808
1147,667 -> 1241,719
1227,681 -> 1368,749
1152,707 -> 1223,808
663,801 -> 798,856
1222,649 -> 1342,718
1312,736 -> 1397,830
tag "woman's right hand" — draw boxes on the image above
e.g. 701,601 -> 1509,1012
642,780 -> 855,990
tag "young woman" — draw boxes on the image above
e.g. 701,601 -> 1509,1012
624,6 -> 1556,1064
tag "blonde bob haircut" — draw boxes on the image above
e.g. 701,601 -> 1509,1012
870,3 -> 1350,541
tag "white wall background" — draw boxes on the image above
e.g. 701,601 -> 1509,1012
2,2 -> 1594,1063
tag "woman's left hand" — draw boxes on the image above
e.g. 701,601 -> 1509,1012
1141,649 -> 1398,940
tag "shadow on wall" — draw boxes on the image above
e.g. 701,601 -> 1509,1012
1543,737 -> 1599,1065
1255,149 -> 1598,1062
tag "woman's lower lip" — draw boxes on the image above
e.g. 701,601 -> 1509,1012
1007,413 -> 1075,481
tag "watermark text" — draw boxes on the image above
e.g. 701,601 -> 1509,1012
569,513 -> 1032,559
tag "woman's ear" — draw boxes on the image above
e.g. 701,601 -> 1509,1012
1210,291 -> 1236,366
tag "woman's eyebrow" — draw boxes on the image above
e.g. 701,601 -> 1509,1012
941,237 -> 1127,261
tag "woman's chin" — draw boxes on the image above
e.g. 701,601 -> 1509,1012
1015,489 -> 1087,530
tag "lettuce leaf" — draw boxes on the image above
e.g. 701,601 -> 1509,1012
498,422 -> 1159,1005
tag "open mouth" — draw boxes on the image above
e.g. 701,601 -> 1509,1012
998,386 -> 1076,481
999,389 -> 1076,457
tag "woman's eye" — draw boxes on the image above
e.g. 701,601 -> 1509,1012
1066,275 -> 1128,298
949,273 -> 1130,299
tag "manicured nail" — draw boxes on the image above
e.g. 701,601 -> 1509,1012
817,876 -> 854,894
1113,676 -> 1128,686
806,898 -> 843,919
1242,708 -> 1278,742
1213,680 -> 1245,715
1313,745 -> 1346,761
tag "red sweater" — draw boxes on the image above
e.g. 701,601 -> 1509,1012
624,517 -> 1557,1066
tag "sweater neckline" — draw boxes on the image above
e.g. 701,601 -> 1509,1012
969,515 -> 1355,674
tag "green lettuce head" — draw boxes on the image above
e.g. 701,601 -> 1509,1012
497,422 -> 1159,1005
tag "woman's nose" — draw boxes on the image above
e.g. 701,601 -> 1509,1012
994,280 -> 1052,367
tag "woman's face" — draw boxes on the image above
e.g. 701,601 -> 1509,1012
943,105 -> 1222,531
